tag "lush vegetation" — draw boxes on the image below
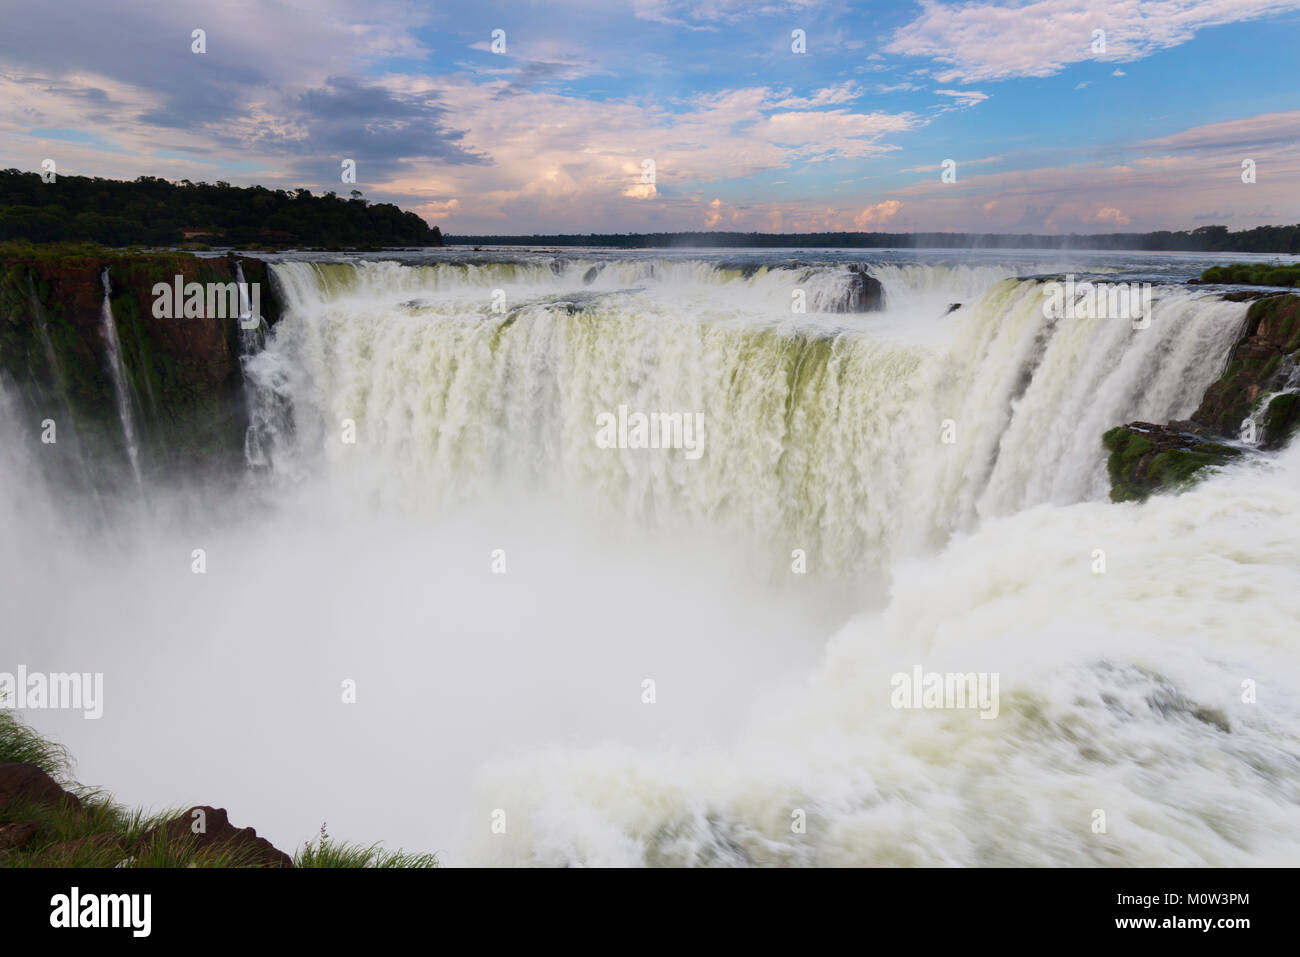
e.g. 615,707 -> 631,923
1199,263 -> 1300,286
0,709 -> 437,867
1102,426 -> 1241,503
0,170 -> 441,249
448,224 -> 1300,253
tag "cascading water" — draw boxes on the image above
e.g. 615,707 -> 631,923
7,250 -> 1296,868
234,260 -> 275,468
251,260 -> 1247,572
98,268 -> 144,490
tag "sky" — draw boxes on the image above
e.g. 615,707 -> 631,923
1,0 -> 1298,235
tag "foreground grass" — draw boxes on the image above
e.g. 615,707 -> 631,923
0,710 -> 437,868
295,823 -> 440,868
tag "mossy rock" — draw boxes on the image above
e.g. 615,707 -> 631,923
1102,424 -> 1240,502
1147,447 -> 1239,488
1262,393 -> 1300,449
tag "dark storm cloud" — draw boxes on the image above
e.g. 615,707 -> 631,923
258,76 -> 491,185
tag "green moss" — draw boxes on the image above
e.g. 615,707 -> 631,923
1262,393 -> 1300,449
1109,481 -> 1148,503
1188,442 -> 1241,457
1102,427 -> 1153,486
1147,448 -> 1235,488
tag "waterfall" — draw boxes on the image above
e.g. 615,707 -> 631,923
98,268 -> 144,489
6,251 -> 1296,869
235,260 -> 274,468
251,260 -> 1248,573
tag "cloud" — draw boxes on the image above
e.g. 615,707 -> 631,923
901,154 -> 1004,173
853,199 -> 903,227
886,0 -> 1300,83
933,88 -> 990,108
631,0 -> 822,29
704,197 -> 724,227
1135,109 -> 1300,154
880,110 -> 1300,232
771,82 -> 863,108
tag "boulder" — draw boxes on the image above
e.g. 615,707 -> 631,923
832,266 -> 884,312
0,762 -> 83,813
0,820 -> 40,851
135,805 -> 292,868
1102,422 -> 1242,502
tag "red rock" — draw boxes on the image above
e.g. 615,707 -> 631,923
135,805 -> 292,868
0,819 -> 40,850
0,762 -> 83,813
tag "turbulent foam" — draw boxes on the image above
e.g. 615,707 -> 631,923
460,444 -> 1300,866
4,252 -> 1292,868
254,261 -> 1247,573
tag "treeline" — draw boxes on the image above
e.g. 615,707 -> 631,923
0,170 -> 441,248
447,224 -> 1300,253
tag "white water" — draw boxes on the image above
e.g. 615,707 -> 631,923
98,268 -> 144,490
462,442 -> 1300,866
6,254 -> 1296,867
249,261 -> 1245,573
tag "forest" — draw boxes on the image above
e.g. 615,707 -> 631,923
0,170 -> 442,248
445,225 -> 1300,253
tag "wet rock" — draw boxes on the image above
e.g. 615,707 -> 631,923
1102,422 -> 1242,502
1262,393 -> 1300,449
0,250 -> 283,485
1192,294 -> 1300,433
582,266 -> 599,285
829,266 -> 884,312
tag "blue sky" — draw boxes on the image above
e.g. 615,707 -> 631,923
1,0 -> 1298,234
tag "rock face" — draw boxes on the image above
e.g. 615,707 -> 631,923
1190,294 -> 1300,435
1100,292 -> 1300,502
136,805 -> 292,868
0,250 -> 282,489
1262,393 -> 1300,449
